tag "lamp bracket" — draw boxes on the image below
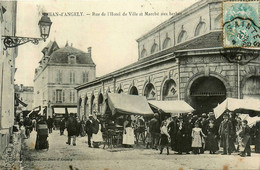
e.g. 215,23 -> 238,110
220,48 -> 260,65
2,36 -> 44,50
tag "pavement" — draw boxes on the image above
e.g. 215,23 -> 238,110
21,130 -> 260,170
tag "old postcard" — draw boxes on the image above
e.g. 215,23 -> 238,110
0,0 -> 260,169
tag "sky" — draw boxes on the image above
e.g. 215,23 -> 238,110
15,0 -> 197,86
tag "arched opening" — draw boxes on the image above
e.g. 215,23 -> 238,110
162,37 -> 171,49
84,96 -> 88,117
151,43 -> 158,54
98,93 -> 104,113
190,76 -> 226,114
194,22 -> 206,36
177,30 -> 187,43
242,76 -> 260,99
90,95 -> 95,115
162,79 -> 177,100
144,83 -> 156,100
129,86 -> 138,95
118,89 -> 123,94
77,97 -> 82,118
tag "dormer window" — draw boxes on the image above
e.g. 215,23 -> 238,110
68,55 -> 76,64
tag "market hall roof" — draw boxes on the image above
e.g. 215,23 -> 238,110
75,31 -> 224,90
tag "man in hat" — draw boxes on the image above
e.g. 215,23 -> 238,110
219,113 -> 233,155
239,120 -> 251,157
175,116 -> 185,154
66,113 -> 78,146
168,115 -> 178,150
149,113 -> 160,150
86,115 -> 94,147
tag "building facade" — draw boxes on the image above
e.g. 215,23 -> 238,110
33,42 -> 96,119
0,1 -> 18,155
75,0 -> 260,119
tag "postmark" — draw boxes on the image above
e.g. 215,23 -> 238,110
223,1 -> 260,48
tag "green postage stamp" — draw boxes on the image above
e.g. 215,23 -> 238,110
223,1 -> 260,48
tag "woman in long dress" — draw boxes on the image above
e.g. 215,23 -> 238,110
192,122 -> 206,154
206,120 -> 219,154
123,116 -> 135,147
92,117 -> 103,148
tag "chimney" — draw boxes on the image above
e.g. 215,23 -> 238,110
88,47 -> 92,57
20,84 -> 24,91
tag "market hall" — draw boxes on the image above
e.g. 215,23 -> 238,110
75,0 -> 260,118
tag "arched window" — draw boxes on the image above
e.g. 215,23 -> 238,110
98,93 -> 104,113
162,79 -> 177,100
151,43 -> 158,54
141,49 -> 147,58
194,22 -> 206,36
129,86 -> 138,95
118,89 -> 123,94
162,37 -> 171,49
144,83 -> 156,100
90,95 -> 95,115
177,30 -> 187,43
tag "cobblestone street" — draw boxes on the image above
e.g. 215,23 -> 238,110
21,130 -> 260,170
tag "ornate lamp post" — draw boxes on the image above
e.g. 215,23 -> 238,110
2,13 -> 52,50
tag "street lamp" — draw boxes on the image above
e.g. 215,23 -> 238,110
2,13 -> 52,50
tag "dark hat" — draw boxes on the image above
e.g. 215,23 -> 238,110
223,114 -> 229,119
242,120 -> 248,124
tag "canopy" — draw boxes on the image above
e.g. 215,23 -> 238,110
107,93 -> 154,116
239,114 -> 260,128
54,108 -> 66,114
67,107 -> 77,114
214,98 -> 260,119
148,100 -> 194,115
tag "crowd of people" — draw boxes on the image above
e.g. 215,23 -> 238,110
17,110 -> 260,157
146,112 -> 260,156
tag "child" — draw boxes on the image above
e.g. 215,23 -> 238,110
192,122 -> 206,154
160,121 -> 170,155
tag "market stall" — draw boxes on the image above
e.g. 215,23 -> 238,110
102,93 -> 154,148
213,98 -> 260,119
148,100 -> 194,123
148,100 -> 194,115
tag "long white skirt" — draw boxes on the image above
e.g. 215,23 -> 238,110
92,130 -> 103,142
123,127 -> 135,145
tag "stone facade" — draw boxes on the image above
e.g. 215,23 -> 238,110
75,0 -> 260,119
33,42 -> 96,118
0,1 -> 18,156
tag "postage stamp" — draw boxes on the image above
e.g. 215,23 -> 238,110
223,1 -> 260,48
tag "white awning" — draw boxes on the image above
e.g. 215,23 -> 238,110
67,108 -> 77,114
148,100 -> 194,115
54,108 -> 66,114
214,98 -> 260,119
